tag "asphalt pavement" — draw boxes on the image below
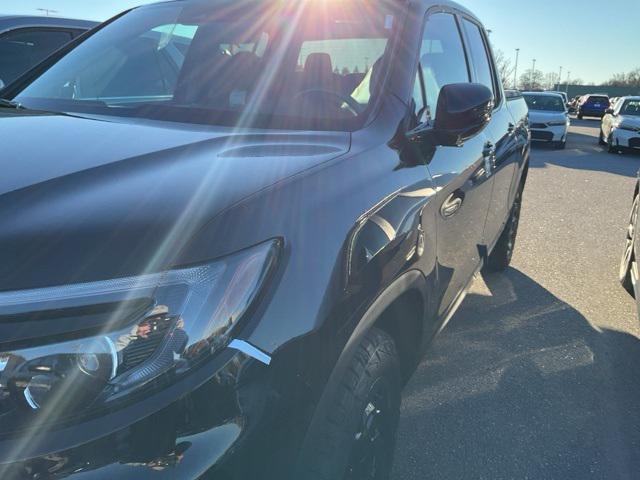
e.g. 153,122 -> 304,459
392,118 -> 640,480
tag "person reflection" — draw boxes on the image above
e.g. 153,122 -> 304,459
115,305 -> 188,373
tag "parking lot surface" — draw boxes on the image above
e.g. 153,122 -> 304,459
393,118 -> 640,479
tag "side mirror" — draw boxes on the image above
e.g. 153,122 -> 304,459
433,83 -> 494,146
605,108 -> 614,115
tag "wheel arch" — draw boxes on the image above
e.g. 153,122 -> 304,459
298,270 -> 428,453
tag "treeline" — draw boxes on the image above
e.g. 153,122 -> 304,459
602,68 -> 640,88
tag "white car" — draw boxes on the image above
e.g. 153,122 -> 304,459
523,92 -> 570,149
600,96 -> 640,154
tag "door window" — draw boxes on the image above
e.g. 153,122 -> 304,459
0,28 -> 73,85
462,19 -> 500,105
412,13 -> 470,125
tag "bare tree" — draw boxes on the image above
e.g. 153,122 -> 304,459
543,72 -> 560,90
602,68 -> 640,88
493,49 -> 514,90
519,69 -> 544,91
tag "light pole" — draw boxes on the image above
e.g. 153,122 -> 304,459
513,48 -> 520,89
566,71 -> 571,93
558,66 -> 563,90
531,59 -> 536,89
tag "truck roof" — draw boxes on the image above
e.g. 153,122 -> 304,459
0,15 -> 98,34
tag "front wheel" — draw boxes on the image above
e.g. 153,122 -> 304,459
485,186 -> 523,272
556,140 -> 566,150
296,328 -> 401,480
620,194 -> 639,296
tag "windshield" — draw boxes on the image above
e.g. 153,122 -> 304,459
621,99 -> 640,116
585,95 -> 609,105
523,94 -> 566,112
11,0 -> 399,131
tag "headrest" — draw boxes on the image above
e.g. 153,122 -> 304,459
304,52 -> 333,76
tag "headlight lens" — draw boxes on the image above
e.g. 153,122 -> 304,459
0,240 -> 278,421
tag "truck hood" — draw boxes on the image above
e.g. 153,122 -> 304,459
0,111 -> 350,290
527,110 -> 567,124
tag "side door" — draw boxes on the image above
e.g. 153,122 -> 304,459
409,10 -> 495,317
460,17 -> 522,249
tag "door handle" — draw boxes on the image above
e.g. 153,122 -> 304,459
483,141 -> 496,174
441,191 -> 464,218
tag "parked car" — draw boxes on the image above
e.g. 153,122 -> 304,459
547,90 -> 568,105
577,94 -> 610,119
0,16 -> 96,89
568,95 -> 581,114
620,174 -> 640,316
600,96 -> 640,153
523,91 -> 570,149
0,1 -> 530,478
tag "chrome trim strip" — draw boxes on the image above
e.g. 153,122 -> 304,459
24,387 -> 39,410
228,339 -> 271,366
105,336 -> 119,379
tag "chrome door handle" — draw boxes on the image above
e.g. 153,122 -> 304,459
483,142 -> 496,175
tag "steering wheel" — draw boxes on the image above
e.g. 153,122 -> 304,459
293,89 -> 363,116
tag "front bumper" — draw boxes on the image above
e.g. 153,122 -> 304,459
611,128 -> 640,149
0,348 -> 293,480
530,124 -> 568,143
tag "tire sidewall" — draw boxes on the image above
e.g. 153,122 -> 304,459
295,328 -> 401,480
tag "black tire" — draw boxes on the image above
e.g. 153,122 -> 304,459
296,328 -> 401,480
620,194 -> 639,296
485,185 -> 523,272
578,113 -> 583,120
556,140 -> 566,150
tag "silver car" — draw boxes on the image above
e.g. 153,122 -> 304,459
523,92 -> 570,149
600,96 -> 640,154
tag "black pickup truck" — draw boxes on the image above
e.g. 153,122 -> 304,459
0,1 -> 529,478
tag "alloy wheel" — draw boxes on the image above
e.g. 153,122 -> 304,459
344,379 -> 395,480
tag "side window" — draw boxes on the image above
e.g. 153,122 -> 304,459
0,28 -> 73,85
73,23 -> 198,101
413,13 -> 469,125
462,19 -> 500,105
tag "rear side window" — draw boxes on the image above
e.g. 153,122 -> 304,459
413,13 -> 469,124
461,19 -> 499,105
0,28 -> 73,85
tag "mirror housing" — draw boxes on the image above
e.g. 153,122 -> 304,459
605,108 -> 614,115
434,83 -> 494,146
406,83 -> 494,148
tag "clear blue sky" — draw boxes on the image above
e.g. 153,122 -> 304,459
2,0 -> 638,85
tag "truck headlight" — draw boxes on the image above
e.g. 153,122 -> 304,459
0,240 -> 279,421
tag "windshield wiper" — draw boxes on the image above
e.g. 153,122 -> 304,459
0,99 -> 25,110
